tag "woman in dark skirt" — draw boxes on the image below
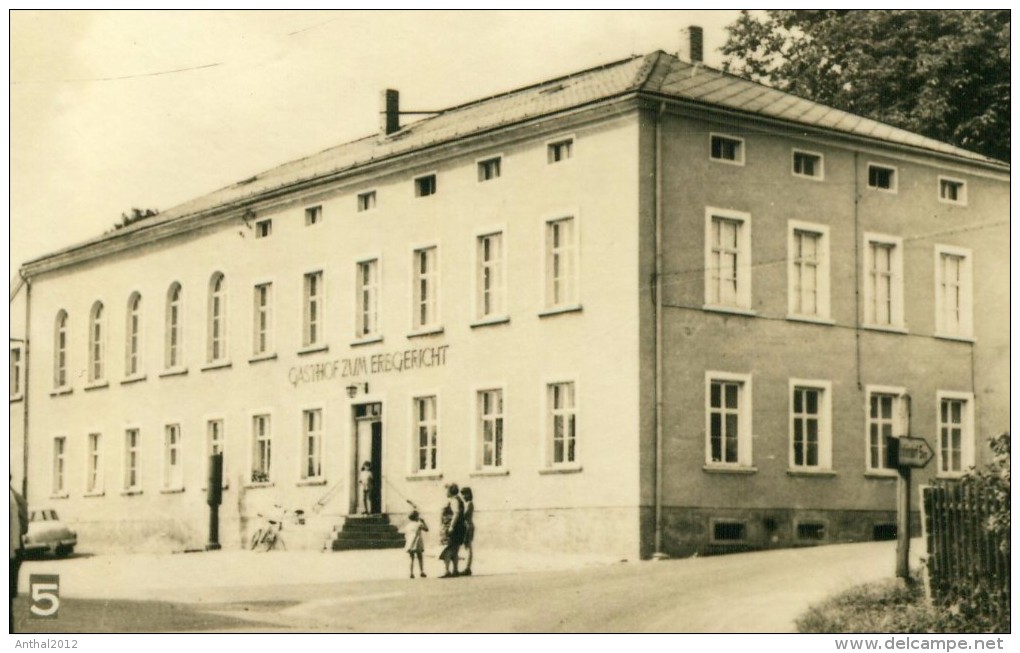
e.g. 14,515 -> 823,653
461,487 -> 474,576
439,483 -> 466,577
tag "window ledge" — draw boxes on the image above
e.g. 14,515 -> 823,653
786,469 -> 837,478
702,464 -> 758,475
470,469 -> 510,478
83,380 -> 109,392
121,374 -> 147,386
248,353 -> 278,364
297,344 -> 330,356
9,395 -> 24,404
702,305 -> 756,318
49,493 -> 69,500
407,326 -> 444,339
50,386 -> 73,397
296,478 -> 328,487
861,324 -> 908,335
201,360 -> 232,372
539,304 -> 583,318
200,484 -> 230,492
83,491 -> 106,498
160,487 -> 186,494
407,472 -> 444,482
864,471 -> 898,480
710,157 -> 744,167
933,332 -> 975,344
244,481 -> 275,489
159,367 -> 189,378
121,489 -> 143,497
470,316 -> 510,329
351,335 -> 384,348
538,465 -> 583,475
786,314 -> 836,326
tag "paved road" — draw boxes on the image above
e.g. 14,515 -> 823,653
14,540 -> 919,633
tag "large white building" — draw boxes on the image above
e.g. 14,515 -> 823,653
10,46 -> 1009,559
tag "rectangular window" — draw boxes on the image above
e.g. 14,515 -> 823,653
867,164 -> 897,192
790,381 -> 832,470
477,232 -> 505,319
866,388 -> 906,473
303,272 -> 323,347
207,419 -> 225,488
89,304 -> 105,382
545,217 -> 577,308
86,432 -> 102,494
301,409 -> 323,480
549,382 -> 577,465
357,191 -> 377,212
705,209 -> 752,310
253,283 -> 273,355
710,133 -> 744,165
164,424 -> 183,489
305,205 -> 322,226
124,429 -> 140,491
252,414 -> 272,483
10,345 -> 22,399
705,372 -> 752,467
547,138 -> 573,164
788,222 -> 830,320
863,234 -> 904,329
52,437 -> 66,495
938,392 -> 974,476
356,259 -> 379,338
126,295 -> 142,376
712,521 -> 747,542
477,157 -> 502,182
938,177 -> 966,205
255,219 -> 272,238
792,150 -> 823,179
412,247 -> 439,330
478,389 -> 504,469
414,174 -> 436,197
54,313 -> 68,388
414,396 -> 438,473
935,246 -> 972,339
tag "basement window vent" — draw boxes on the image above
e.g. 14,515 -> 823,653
713,521 -> 746,542
873,524 -> 897,541
797,522 -> 827,541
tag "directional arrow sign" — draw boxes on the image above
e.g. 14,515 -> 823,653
896,436 -> 934,468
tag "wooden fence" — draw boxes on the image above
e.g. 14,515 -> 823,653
921,482 -> 1010,623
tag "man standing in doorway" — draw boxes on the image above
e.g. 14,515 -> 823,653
10,476 -> 28,633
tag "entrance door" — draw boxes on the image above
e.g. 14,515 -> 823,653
354,403 -> 383,514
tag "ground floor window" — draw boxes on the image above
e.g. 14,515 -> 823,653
478,389 -> 504,470
938,392 -> 974,477
52,437 -> 66,496
124,429 -> 140,491
252,414 -> 272,483
548,381 -> 577,465
705,372 -> 752,467
86,432 -> 102,494
414,396 -> 438,473
790,380 -> 832,470
301,409 -> 323,480
866,387 -> 905,473
164,424 -> 183,489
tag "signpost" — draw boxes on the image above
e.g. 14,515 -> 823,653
886,434 -> 934,582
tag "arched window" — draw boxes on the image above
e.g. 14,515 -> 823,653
126,293 -> 142,376
54,310 -> 68,388
88,301 -> 105,382
165,283 -> 183,368
207,273 -> 227,363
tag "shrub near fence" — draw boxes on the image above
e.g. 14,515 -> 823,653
920,433 -> 1010,632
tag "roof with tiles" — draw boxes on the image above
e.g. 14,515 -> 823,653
27,50 -> 1007,267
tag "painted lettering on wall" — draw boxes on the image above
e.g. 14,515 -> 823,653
287,345 -> 450,387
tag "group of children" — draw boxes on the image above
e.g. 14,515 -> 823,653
403,484 -> 474,579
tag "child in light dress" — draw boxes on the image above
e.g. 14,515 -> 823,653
403,510 -> 429,579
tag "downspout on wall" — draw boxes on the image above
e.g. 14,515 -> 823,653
653,101 -> 667,559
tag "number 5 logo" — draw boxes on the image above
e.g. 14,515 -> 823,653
28,574 -> 60,619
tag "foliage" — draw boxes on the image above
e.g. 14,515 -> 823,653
721,10 -> 1010,161
961,431 -> 1009,551
111,207 -> 159,232
797,576 -> 941,633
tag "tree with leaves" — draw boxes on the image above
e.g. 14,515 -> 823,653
721,10 -> 1010,161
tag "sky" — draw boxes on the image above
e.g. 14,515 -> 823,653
8,9 -> 743,283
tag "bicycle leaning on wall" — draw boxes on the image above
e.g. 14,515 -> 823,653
250,504 -> 289,551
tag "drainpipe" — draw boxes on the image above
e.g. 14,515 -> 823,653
20,270 -> 31,500
652,101 -> 667,559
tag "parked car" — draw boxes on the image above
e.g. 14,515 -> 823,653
22,509 -> 77,557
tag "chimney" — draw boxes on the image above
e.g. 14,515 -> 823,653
380,89 -> 400,136
685,25 -> 704,63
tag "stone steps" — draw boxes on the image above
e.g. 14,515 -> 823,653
329,514 -> 405,551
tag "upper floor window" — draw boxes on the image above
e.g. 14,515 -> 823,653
937,392 -> 974,477
253,283 -> 273,356
710,133 -> 744,165
867,164 -> 897,192
413,247 -> 439,330
165,283 -> 184,368
477,156 -> 502,182
547,138 -> 573,164
545,217 -> 578,309
476,232 -> 505,320
705,208 -> 752,311
938,177 -> 967,205
207,273 -> 227,363
356,259 -> 380,339
934,245 -> 973,339
788,221 -> 830,321
305,205 -> 322,226
414,174 -> 436,198
303,271 -> 323,347
125,293 -> 142,377
254,218 -> 272,239
866,387 -> 906,474
10,345 -> 23,400
88,301 -> 105,383
863,234 -> 904,330
705,372 -> 753,467
792,150 -> 823,180
357,191 -> 377,212
53,310 -> 68,389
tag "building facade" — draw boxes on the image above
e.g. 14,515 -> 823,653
10,50 -> 1009,559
